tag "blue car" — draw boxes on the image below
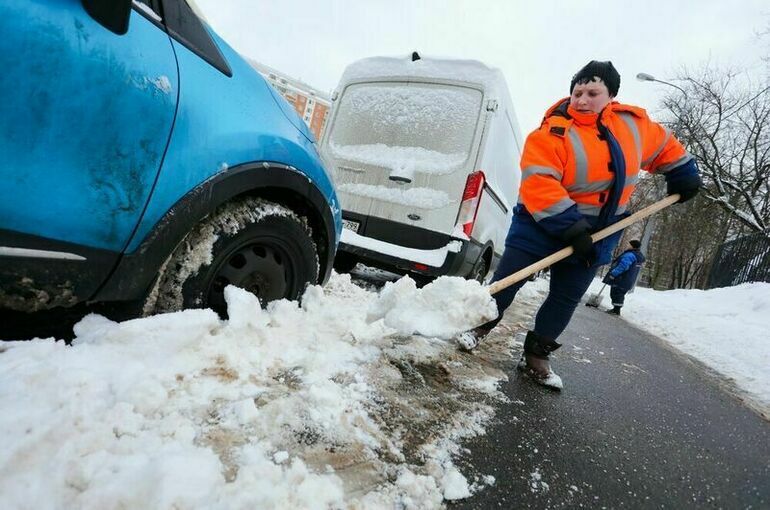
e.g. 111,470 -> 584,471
0,0 -> 341,318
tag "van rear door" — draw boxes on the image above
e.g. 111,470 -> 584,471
324,81 -> 483,236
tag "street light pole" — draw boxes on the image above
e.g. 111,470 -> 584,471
636,72 -> 688,96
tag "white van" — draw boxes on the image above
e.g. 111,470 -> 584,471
320,53 -> 523,281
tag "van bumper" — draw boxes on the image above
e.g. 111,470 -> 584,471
339,231 -> 483,278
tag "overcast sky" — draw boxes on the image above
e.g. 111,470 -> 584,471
195,0 -> 768,131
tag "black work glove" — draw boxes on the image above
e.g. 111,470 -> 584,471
602,274 -> 615,285
667,179 -> 700,203
561,219 -> 595,266
665,161 -> 702,204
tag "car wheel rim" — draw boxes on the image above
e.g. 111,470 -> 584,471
473,261 -> 487,283
207,239 -> 296,313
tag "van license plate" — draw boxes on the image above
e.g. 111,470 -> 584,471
342,219 -> 360,233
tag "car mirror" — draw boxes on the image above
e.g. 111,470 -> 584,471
82,0 -> 132,35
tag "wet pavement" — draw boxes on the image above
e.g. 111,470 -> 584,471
450,304 -> 769,509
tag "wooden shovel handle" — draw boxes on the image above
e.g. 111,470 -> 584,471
487,194 -> 680,295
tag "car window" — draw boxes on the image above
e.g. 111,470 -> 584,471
329,82 -> 483,172
161,0 -> 232,77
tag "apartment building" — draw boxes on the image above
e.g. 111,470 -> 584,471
248,60 -> 331,140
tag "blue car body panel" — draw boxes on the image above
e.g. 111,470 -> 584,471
0,1 -> 177,252
0,0 -> 340,313
127,28 -> 341,253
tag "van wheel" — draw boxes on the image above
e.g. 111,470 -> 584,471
468,256 -> 489,283
151,198 -> 318,317
333,251 -> 358,273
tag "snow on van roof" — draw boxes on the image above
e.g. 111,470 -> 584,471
339,54 -> 507,98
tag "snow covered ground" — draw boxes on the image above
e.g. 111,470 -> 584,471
1,271 -> 767,509
0,273 -> 527,510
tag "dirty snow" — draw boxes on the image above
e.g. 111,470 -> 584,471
2,265 -> 768,509
0,273 -> 529,509
151,198 -> 300,313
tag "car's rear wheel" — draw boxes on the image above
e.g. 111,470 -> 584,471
151,198 -> 318,317
468,254 -> 489,284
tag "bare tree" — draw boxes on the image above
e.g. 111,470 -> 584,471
629,174 -> 734,289
658,65 -> 770,239
628,25 -> 770,289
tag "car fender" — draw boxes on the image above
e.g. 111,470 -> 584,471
94,162 -> 339,303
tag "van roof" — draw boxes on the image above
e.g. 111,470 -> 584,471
339,54 -> 507,98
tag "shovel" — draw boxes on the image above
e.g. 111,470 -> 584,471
487,194 -> 679,295
585,283 -> 607,308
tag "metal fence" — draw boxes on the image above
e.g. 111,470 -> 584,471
707,232 -> 770,288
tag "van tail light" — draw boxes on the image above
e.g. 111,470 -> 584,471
456,171 -> 485,237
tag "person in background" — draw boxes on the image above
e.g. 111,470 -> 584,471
457,60 -> 701,390
604,239 -> 646,315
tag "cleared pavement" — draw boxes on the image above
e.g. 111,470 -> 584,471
452,304 -> 769,509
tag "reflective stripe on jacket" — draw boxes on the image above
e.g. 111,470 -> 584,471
519,98 -> 693,232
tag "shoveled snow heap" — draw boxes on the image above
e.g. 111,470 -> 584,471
0,274 -> 511,509
368,276 -> 497,338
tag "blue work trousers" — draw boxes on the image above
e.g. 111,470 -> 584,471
481,246 -> 598,340
610,285 -> 628,307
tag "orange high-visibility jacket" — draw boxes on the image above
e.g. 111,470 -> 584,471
520,98 -> 692,227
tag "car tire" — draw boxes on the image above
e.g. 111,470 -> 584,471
151,197 -> 318,317
332,251 -> 358,274
468,255 -> 489,284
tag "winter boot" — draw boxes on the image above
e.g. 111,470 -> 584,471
517,330 -> 564,390
606,305 -> 621,315
457,326 -> 491,352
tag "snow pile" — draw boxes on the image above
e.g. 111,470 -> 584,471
367,276 -> 497,338
0,274 -> 508,509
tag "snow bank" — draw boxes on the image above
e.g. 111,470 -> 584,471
0,274 -> 506,509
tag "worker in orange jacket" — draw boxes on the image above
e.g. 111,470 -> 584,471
458,61 -> 701,390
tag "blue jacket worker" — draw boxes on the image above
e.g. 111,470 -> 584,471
603,239 -> 646,315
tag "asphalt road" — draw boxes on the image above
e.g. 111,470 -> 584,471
451,304 -> 769,509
